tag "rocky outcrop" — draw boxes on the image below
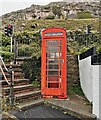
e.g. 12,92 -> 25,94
1,1 -> 100,22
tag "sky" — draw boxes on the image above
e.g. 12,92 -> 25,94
0,0 -> 99,16
0,0 -> 63,16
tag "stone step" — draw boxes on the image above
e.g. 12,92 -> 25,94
17,98 -> 44,111
0,79 -> 29,87
1,73 -> 24,80
15,90 -> 41,103
2,64 -> 21,68
1,64 -> 41,104
2,84 -> 35,95
4,72 -> 24,77
16,57 -> 32,61
0,71 -> 23,76
0,70 -> 24,76
1,64 -> 24,80
2,68 -> 22,72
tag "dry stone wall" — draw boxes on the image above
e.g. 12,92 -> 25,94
67,55 -> 79,87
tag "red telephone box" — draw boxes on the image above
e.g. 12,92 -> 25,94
41,28 -> 67,99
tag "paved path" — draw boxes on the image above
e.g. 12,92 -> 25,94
14,104 -> 79,119
47,95 -> 96,119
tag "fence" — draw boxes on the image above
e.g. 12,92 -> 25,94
0,56 -> 15,107
67,32 -> 101,54
13,32 -> 101,59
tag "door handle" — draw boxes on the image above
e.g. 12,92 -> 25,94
60,59 -> 64,63
62,59 -> 64,63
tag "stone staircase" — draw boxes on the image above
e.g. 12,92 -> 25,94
0,64 -> 41,104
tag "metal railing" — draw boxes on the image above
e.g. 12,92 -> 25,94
0,56 -> 10,85
0,56 -> 15,107
74,33 -> 100,47
67,32 -> 101,53
91,53 -> 101,65
13,36 -> 34,60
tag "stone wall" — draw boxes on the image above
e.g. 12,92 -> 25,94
67,55 -> 79,87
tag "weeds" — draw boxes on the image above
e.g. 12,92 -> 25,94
1,96 -> 17,112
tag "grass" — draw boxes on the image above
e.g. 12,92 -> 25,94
16,18 -> 99,32
32,80 -> 40,88
77,11 -> 92,19
68,83 -> 93,106
68,83 -> 85,97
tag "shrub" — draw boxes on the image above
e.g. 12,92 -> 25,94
2,34 -> 11,46
68,82 -> 85,97
97,46 -> 101,53
32,80 -> 40,88
0,51 -> 14,62
21,56 -> 41,82
18,44 -> 34,57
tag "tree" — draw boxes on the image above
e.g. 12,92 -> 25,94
52,6 -> 62,19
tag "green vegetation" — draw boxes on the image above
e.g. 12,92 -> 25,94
68,83 -> 84,97
32,80 -> 40,88
0,51 -> 13,62
21,56 -> 41,81
1,97 -> 17,112
21,19 -> 99,31
12,19 -> 99,33
67,29 -> 101,54
77,11 -> 92,19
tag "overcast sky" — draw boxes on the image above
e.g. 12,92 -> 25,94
0,0 -> 63,16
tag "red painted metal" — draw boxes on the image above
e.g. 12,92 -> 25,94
41,28 -> 67,99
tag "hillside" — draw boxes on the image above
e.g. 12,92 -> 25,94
0,18 -> 100,61
1,1 -> 100,27
15,19 -> 99,32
